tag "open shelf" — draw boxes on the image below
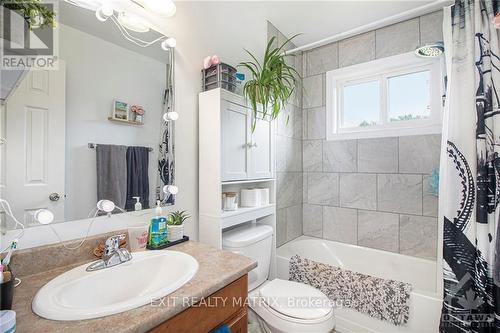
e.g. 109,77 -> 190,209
108,117 -> 143,126
221,204 -> 276,229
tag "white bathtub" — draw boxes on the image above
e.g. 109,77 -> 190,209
276,236 -> 442,333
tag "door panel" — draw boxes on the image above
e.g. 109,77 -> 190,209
4,65 -> 66,227
221,101 -> 249,181
249,113 -> 273,179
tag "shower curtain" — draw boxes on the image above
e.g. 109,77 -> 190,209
156,50 -> 175,205
441,1 -> 500,332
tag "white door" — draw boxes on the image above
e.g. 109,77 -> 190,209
249,112 -> 274,179
221,100 -> 250,181
3,65 -> 66,227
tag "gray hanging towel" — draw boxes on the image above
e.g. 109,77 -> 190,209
96,144 -> 128,210
125,146 -> 150,211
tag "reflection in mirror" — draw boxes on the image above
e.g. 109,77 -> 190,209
0,2 -> 175,230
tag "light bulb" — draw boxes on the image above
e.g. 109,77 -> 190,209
163,111 -> 179,121
163,185 -> 179,195
144,0 -> 176,17
117,12 -> 149,33
95,5 -> 113,22
97,200 -> 116,213
34,209 -> 54,225
161,38 -> 177,50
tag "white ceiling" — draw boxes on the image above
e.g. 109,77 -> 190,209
174,1 -> 436,47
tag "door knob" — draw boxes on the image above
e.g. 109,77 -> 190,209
49,193 -> 60,202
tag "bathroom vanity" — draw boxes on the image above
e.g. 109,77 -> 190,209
11,239 -> 256,333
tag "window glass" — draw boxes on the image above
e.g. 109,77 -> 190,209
342,80 -> 380,128
388,71 -> 430,122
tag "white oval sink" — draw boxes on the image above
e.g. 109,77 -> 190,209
32,250 -> 198,321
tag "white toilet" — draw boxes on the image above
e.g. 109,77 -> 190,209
222,223 -> 335,333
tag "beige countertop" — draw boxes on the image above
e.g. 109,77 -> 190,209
12,241 -> 256,333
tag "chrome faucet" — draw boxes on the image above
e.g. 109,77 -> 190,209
86,234 -> 132,272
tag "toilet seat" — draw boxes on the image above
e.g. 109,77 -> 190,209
249,279 -> 335,333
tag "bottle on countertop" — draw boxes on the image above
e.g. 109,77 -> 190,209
148,201 -> 168,248
133,197 -> 142,211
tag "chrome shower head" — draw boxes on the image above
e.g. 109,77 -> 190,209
415,42 -> 444,58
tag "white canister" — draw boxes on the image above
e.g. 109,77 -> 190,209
258,188 -> 270,206
240,189 -> 261,207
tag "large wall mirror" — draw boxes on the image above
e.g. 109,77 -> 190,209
0,1 -> 175,230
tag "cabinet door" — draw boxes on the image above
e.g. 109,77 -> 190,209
221,101 -> 250,181
249,112 -> 273,179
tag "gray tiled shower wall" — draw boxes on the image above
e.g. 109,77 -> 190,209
267,22 -> 305,247
269,11 -> 444,261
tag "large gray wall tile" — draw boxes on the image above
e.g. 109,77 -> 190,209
399,135 -> 441,174
276,136 -> 302,172
306,107 -> 326,139
303,140 -> 323,172
378,174 -> 423,214
277,104 -> 302,139
303,173 -> 308,203
339,32 -> 376,67
323,140 -> 357,172
358,210 -> 399,252
307,172 -> 339,205
375,18 -> 420,58
400,215 -> 437,259
305,42 -> 338,77
423,175 -> 438,217
358,137 -> 398,173
303,74 -> 324,109
286,204 -> 303,241
323,206 -> 357,244
303,204 -> 323,237
302,109 -> 308,139
277,172 -> 302,209
420,11 -> 443,45
340,173 -> 377,210
276,208 -> 286,247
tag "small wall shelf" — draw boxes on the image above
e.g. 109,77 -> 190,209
108,117 -> 143,126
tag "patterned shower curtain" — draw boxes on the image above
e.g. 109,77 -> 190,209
441,1 -> 500,332
156,50 -> 175,205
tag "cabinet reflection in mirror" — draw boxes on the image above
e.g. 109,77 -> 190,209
0,2 -> 175,229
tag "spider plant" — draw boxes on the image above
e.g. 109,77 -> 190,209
239,35 -> 300,131
1,0 -> 56,30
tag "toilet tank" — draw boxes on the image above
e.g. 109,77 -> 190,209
222,223 -> 273,291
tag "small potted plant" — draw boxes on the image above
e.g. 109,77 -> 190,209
167,210 -> 189,242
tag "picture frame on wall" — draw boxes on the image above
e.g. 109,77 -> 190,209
112,100 -> 129,121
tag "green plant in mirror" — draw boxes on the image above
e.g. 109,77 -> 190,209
239,35 -> 300,131
1,0 -> 56,30
168,210 -> 190,226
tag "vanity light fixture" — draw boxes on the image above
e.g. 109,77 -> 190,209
95,4 -> 113,22
143,0 -> 176,17
163,111 -> 179,122
96,199 -> 117,214
33,209 -> 55,225
117,12 -> 150,33
161,37 -> 177,50
163,185 -> 179,195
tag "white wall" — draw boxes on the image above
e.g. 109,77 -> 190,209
60,24 -> 166,221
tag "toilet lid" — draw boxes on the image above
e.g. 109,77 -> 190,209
258,279 -> 332,321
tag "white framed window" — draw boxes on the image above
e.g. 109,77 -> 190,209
326,52 -> 443,141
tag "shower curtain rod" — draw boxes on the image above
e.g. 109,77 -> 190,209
284,0 -> 453,55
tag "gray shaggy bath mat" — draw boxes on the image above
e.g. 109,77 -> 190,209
289,255 -> 412,326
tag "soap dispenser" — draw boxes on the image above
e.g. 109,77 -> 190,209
148,201 -> 168,248
133,197 -> 142,211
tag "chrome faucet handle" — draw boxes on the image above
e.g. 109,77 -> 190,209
104,234 -> 126,257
